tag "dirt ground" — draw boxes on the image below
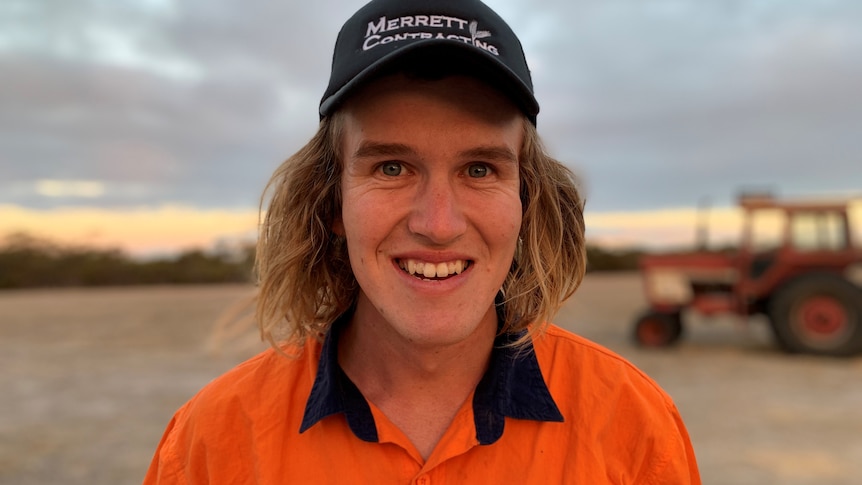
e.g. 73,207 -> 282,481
1,273 -> 860,484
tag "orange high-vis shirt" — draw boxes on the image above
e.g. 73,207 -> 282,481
145,322 -> 701,484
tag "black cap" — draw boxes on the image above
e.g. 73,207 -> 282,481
319,0 -> 539,124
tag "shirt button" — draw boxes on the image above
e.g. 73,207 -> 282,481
416,475 -> 430,485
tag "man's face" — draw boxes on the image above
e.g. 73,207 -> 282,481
334,74 -> 523,349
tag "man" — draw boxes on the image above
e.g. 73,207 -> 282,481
145,0 -> 701,483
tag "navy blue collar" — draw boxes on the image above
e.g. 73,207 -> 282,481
299,314 -> 564,445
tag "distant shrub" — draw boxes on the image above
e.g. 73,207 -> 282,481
0,233 -> 652,289
0,233 -> 255,289
584,244 -> 740,273
585,245 -> 644,272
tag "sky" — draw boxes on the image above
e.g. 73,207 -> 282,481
2,0 -> 861,255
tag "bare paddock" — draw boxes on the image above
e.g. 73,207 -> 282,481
1,274 -> 860,484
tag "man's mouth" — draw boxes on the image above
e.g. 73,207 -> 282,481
397,259 -> 471,280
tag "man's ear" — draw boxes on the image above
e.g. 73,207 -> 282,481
332,217 -> 345,236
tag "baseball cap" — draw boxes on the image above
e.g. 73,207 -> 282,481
319,0 -> 539,124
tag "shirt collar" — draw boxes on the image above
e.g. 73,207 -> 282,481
299,313 -> 563,445
472,329 -> 564,444
299,312 -> 378,441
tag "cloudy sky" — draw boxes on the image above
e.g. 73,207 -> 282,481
2,0 -> 861,254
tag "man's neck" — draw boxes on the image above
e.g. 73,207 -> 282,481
337,307 -> 497,459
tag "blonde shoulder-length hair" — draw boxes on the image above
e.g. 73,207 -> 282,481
255,114 -> 586,349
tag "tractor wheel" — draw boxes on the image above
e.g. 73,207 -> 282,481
769,274 -> 862,357
633,311 -> 683,347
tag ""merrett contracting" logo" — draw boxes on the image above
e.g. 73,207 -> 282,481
363,15 -> 499,55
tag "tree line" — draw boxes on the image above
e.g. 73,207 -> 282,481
0,233 -> 256,289
0,233 -> 644,289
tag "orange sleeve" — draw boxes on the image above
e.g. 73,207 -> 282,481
670,402 -> 701,485
644,401 -> 701,485
143,409 -> 189,485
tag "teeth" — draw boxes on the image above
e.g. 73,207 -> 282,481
398,259 -> 469,278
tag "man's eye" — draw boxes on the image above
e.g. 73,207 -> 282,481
467,164 -> 489,178
380,162 -> 402,176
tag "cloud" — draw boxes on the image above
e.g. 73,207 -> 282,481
35,180 -> 106,198
1,0 -> 860,222
519,0 -> 862,210
0,0 -> 350,209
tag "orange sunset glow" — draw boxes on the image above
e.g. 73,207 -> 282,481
0,205 -> 259,257
5,202 -> 860,257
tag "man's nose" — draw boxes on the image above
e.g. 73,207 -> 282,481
406,176 -> 468,245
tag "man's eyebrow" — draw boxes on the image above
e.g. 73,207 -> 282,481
353,142 -> 415,159
352,142 -> 518,164
460,146 -> 519,164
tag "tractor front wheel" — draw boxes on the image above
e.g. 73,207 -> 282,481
769,274 -> 862,357
633,311 -> 683,347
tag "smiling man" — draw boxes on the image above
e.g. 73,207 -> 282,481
145,1 -> 700,483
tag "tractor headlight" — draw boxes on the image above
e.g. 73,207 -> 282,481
647,270 -> 692,305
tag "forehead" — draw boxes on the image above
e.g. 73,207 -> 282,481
336,74 -> 524,163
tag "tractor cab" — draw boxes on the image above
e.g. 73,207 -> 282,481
737,194 -> 858,309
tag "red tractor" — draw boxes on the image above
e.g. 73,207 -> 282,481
633,193 -> 862,356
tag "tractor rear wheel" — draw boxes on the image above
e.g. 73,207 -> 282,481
633,311 -> 683,347
769,274 -> 862,356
